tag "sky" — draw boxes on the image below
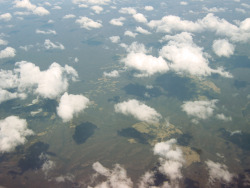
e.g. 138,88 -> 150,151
0,0 -> 250,187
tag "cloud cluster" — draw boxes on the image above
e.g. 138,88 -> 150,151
0,116 -> 33,153
89,162 -> 133,188
181,99 -> 218,123
148,13 -> 250,43
206,160 -> 234,184
0,13 -> 12,21
160,32 -> 232,77
212,39 -> 235,57
114,99 -> 162,123
0,61 -> 78,101
57,92 -> 90,122
44,39 -> 65,50
76,16 -> 102,30
14,0 -> 50,16
0,47 -> 16,59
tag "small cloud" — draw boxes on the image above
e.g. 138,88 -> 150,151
109,36 -> 120,43
206,160 -> 234,184
103,70 -> 120,77
57,92 -> 90,122
216,113 -> 232,121
63,14 -> 76,19
55,174 -> 74,183
36,29 -> 57,35
124,30 -> 137,38
109,17 -> 126,26
91,5 -> 103,14
180,1 -> 188,5
0,116 -> 34,153
135,26 -> 151,35
0,13 -> 12,21
114,99 -> 162,123
44,39 -> 64,50
0,47 -> 16,59
119,7 -> 137,15
212,39 -> 235,57
52,5 -> 61,10
144,6 -> 154,11
133,13 -> 147,23
76,16 -> 102,30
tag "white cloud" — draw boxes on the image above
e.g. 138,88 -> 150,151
72,0 -> 110,5
36,29 -> 57,35
0,116 -> 34,153
216,114 -> 232,121
144,6 -> 154,11
52,5 -> 61,10
19,44 -> 33,51
0,47 -> 16,59
235,8 -> 246,14
159,32 -> 232,77
114,99 -> 162,123
14,0 -> 50,16
91,5 -> 103,14
90,162 -> 133,188
109,17 -> 125,26
40,153 -> 55,176
0,88 -> 26,104
133,13 -> 147,23
212,39 -> 235,57
0,38 -> 8,45
57,92 -> 90,122
109,36 -> 120,43
202,7 -> 226,13
44,39 -> 64,50
135,26 -> 151,35
0,13 -> 12,21
124,30 -> 137,38
63,14 -> 76,19
103,70 -> 120,78
206,160 -> 234,184
119,7 -> 137,15
181,100 -> 218,121
55,174 -> 74,183
124,42 -> 149,54
180,1 -> 188,5
76,16 -> 102,30
0,61 -> 78,99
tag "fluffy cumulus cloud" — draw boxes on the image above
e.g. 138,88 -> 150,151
0,13 -> 12,21
119,7 -> 137,15
109,17 -> 126,26
144,6 -> 154,11
135,26 -> 151,35
0,61 -> 78,100
159,32 -> 232,77
114,99 -> 162,123
57,92 -> 90,122
124,30 -> 137,38
89,162 -> 133,188
206,160 -> 234,184
181,100 -> 218,122
216,113 -> 232,121
36,29 -> 57,35
0,47 -> 16,59
91,5 -> 103,14
44,39 -> 64,50
148,13 -> 250,43
76,16 -> 102,30
63,14 -> 76,19
212,39 -> 235,57
133,13 -> 147,23
109,36 -> 120,43
0,116 -> 34,153
13,0 -> 50,16
72,0 -> 111,5
103,70 -> 120,78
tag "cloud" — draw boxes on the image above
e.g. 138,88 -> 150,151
202,7 -> 226,12
122,42 -> 149,54
119,7 -> 137,15
0,38 -> 8,45
90,162 -> 133,188
76,16 -> 102,30
180,1 -> 188,5
0,61 -> 78,99
135,26 -> 151,35
103,70 -> 120,77
72,0 -> 110,5
44,39 -> 64,50
0,13 -> 12,21
91,5 -> 103,14
0,116 -> 34,153
133,13 -> 147,23
55,174 -> 74,183
0,88 -> 26,104
109,36 -> 120,43
206,160 -> 234,184
40,153 -> 55,176
212,39 -> 235,57
36,29 -> 57,35
216,113 -> 232,121
144,6 -> 154,11
57,92 -> 90,122
181,100 -> 218,121
14,0 -> 50,16
124,30 -> 137,38
63,14 -> 76,19
109,17 -> 125,26
0,47 -> 16,59
159,32 -> 232,77
114,99 -> 162,123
